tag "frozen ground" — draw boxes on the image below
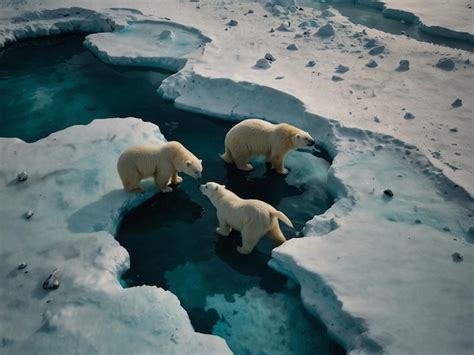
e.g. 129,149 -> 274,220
0,1 -> 473,354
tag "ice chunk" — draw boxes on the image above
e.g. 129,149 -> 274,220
315,23 -> 335,37
451,98 -> 463,108
436,58 -> 455,71
404,112 -> 415,119
321,9 -> 335,18
84,21 -> 211,72
276,22 -> 293,32
264,53 -> 276,62
396,59 -> 410,71
157,29 -> 174,40
369,45 -> 385,55
366,59 -> 378,68
254,58 -> 271,69
335,64 -> 349,74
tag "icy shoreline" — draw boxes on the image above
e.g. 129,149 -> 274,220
1,1 -> 473,355
362,0 -> 474,44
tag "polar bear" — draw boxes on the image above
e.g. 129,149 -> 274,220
200,182 -> 293,254
220,118 -> 315,174
117,141 -> 202,193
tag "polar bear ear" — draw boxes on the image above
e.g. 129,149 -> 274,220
186,160 -> 192,166
199,159 -> 203,163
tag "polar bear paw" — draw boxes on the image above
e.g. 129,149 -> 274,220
276,168 -> 289,175
216,227 -> 231,236
237,246 -> 252,255
172,176 -> 183,184
237,163 -> 254,171
160,186 -> 173,193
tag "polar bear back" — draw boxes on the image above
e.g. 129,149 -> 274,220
224,119 -> 299,156
117,142 -> 177,179
214,188 -> 276,232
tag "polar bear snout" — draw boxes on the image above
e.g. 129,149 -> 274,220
200,182 -> 221,196
306,138 -> 315,146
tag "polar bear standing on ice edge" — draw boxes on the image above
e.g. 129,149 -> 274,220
221,118 -> 315,174
117,141 -> 202,193
200,182 -> 293,254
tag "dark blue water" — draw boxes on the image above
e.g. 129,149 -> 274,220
0,35 -> 342,354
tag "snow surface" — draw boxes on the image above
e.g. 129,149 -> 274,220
374,0 -> 474,41
1,1 -> 473,354
0,118 -> 230,354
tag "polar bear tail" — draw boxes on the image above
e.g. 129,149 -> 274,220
220,147 -> 234,163
272,211 -> 294,228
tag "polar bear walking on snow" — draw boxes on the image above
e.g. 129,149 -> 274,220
221,118 -> 315,174
200,182 -> 293,254
117,141 -> 202,193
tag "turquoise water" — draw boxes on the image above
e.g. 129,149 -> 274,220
0,35 -> 342,354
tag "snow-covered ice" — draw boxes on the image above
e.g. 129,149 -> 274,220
85,20 -> 211,71
1,0 -> 473,354
0,118 -> 230,354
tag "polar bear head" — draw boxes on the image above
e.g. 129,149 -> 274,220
200,182 -> 224,197
181,157 -> 203,180
290,130 -> 315,148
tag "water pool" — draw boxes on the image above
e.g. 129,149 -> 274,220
0,34 -> 342,354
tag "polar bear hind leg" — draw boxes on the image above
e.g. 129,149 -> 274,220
237,227 -> 261,254
220,146 -> 235,163
266,225 -> 287,245
121,170 -> 144,193
230,146 -> 254,171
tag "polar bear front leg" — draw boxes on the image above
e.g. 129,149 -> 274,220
216,213 -> 232,236
237,227 -> 261,254
155,170 -> 173,193
171,172 -> 183,185
270,153 -> 288,175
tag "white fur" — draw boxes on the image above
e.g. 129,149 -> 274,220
200,182 -> 293,254
221,118 -> 315,174
117,141 -> 202,193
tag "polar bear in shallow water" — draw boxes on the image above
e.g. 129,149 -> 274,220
221,118 -> 315,174
117,141 -> 202,193
200,182 -> 293,254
